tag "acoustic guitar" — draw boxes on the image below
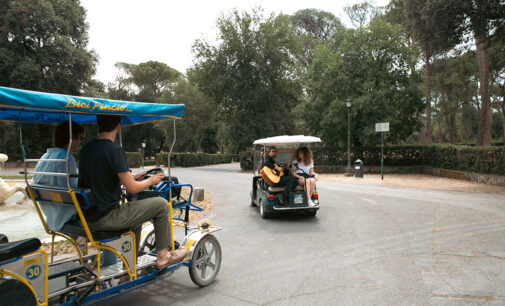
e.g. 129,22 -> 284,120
260,166 -> 284,186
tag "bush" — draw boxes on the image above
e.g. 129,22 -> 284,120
241,145 -> 505,175
125,152 -> 142,168
155,153 -> 234,167
313,145 -> 505,175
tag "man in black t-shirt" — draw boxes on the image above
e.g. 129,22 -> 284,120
79,115 -> 187,269
263,146 -> 298,204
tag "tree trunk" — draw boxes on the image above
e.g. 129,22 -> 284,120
499,101 -> 505,143
425,51 -> 432,144
475,37 -> 492,146
461,104 -> 471,142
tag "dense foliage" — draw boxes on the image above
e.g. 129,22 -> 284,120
191,9 -> 303,152
300,18 -> 424,146
156,153 -> 234,168
1,2 -> 504,164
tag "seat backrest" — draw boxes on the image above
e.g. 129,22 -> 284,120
27,183 -> 96,209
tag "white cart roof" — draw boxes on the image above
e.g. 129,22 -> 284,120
253,135 -> 322,146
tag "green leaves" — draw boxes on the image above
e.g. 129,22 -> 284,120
0,0 -> 96,94
302,18 -> 423,147
192,9 -> 302,152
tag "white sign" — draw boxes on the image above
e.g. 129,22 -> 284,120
375,122 -> 389,132
142,143 -> 146,148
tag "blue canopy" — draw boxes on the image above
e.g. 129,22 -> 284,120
0,86 -> 184,126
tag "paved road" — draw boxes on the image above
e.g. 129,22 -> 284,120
98,163 -> 505,305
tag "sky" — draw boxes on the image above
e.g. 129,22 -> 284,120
81,0 -> 390,84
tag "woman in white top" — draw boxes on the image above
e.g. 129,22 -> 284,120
291,146 -> 318,207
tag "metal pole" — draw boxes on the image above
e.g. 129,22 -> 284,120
346,104 -> 352,176
66,113 -> 72,189
381,131 -> 384,180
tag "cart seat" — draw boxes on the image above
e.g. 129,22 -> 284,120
61,220 -> 131,240
28,183 -> 96,209
28,184 -> 130,241
0,238 -> 41,262
268,185 -> 305,193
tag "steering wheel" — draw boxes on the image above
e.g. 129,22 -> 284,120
145,167 -> 165,176
134,167 -> 165,181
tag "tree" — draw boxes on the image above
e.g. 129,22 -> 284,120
0,0 -> 97,94
290,9 -> 342,68
157,78 -> 217,153
191,9 -> 302,152
428,0 -> 505,146
344,1 -> 382,28
106,61 -> 182,156
302,18 -> 424,147
431,53 -> 478,144
489,39 -> 505,142
129,61 -> 181,102
0,0 -> 97,160
385,0 -> 465,144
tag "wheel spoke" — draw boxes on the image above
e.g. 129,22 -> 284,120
201,262 -> 207,278
207,261 -> 216,269
207,244 -> 215,258
194,255 -> 206,265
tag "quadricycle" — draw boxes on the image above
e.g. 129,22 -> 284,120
0,86 -> 222,305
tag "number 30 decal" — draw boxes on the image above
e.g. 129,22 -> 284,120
122,241 -> 132,253
26,265 -> 41,280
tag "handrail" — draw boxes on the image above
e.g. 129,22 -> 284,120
22,171 -> 75,177
24,159 -> 67,162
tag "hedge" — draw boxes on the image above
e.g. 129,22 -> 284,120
125,152 -> 142,168
240,145 -> 505,175
156,153 -> 234,167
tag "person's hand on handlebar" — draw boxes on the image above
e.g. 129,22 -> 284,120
147,173 -> 165,186
133,171 -> 147,181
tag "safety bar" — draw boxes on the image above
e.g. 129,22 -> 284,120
20,171 -> 78,177
23,159 -> 67,162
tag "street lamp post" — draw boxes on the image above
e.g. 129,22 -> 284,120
346,99 -> 353,176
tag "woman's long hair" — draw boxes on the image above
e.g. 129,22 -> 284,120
296,147 -> 313,165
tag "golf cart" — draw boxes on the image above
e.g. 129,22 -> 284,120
250,135 -> 321,218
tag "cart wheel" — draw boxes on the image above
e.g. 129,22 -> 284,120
140,229 -> 156,254
140,230 -> 179,254
259,199 -> 270,219
189,234 -> 221,287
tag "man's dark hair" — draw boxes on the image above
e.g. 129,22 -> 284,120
268,146 -> 277,153
97,115 -> 121,133
54,121 -> 84,148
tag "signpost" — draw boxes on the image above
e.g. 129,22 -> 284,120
375,122 -> 389,180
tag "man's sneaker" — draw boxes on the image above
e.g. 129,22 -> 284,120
307,199 -> 315,207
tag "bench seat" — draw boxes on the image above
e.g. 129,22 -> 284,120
268,185 -> 305,193
61,220 -> 131,241
28,184 -> 131,241
0,238 -> 41,262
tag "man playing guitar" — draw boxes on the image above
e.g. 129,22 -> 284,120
262,146 -> 298,204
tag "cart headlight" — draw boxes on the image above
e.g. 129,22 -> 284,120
198,219 -> 211,232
